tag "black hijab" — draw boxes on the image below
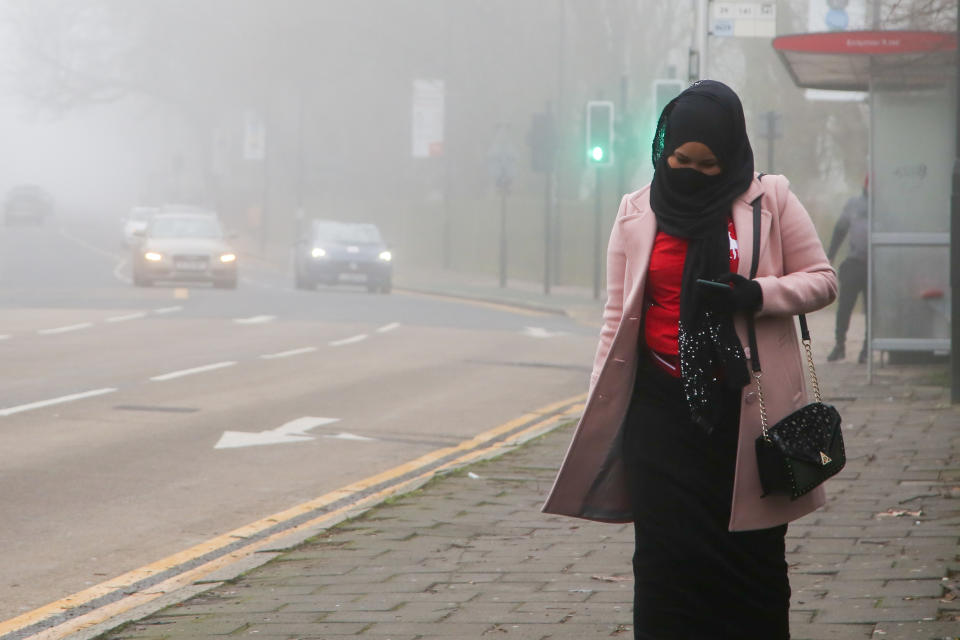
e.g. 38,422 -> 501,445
648,80 -> 754,433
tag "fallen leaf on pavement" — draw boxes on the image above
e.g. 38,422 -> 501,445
591,575 -> 631,583
875,508 -> 922,518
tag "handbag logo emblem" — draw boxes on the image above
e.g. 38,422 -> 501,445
819,451 -> 832,466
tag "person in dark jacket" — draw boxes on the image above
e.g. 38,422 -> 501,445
826,179 -> 868,363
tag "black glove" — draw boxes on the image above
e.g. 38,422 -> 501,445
697,273 -> 763,314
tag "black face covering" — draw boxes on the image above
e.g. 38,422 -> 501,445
662,166 -> 724,197
648,80 -> 755,433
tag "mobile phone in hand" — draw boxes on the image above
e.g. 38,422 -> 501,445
695,278 -> 730,290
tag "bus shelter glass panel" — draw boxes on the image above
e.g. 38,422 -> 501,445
872,84 -> 953,233
870,79 -> 954,353
871,245 -> 950,348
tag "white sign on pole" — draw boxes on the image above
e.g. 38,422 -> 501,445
711,2 -> 776,38
412,79 -> 445,158
243,109 -> 266,161
807,0 -> 866,33
805,0 -> 868,102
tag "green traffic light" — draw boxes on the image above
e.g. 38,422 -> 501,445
591,146 -> 604,162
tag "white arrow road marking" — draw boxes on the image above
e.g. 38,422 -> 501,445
150,361 -> 236,382
234,315 -> 276,325
215,416 -> 342,449
375,322 -> 401,333
106,312 -> 147,323
260,346 -> 317,360
329,334 -> 368,347
523,326 -> 568,339
324,432 -> 376,441
154,306 -> 183,315
0,388 -> 118,417
37,322 -> 94,335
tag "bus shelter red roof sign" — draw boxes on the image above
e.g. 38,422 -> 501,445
772,30 -> 957,91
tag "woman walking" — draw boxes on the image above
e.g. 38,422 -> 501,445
543,81 -> 837,639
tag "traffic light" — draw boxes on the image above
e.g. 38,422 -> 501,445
586,101 -> 614,166
653,79 -> 684,122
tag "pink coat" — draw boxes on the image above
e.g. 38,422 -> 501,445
542,174 -> 838,531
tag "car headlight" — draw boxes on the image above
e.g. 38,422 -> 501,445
220,253 -> 237,263
378,251 -> 392,262
144,251 -> 163,262
311,247 -> 326,258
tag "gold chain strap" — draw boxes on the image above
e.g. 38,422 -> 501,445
755,371 -> 769,439
756,333 -> 822,441
803,338 -> 822,403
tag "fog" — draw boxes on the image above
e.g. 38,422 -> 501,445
0,0 -> 953,281
1,0 -> 957,622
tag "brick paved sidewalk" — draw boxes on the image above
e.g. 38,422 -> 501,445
99,351 -> 959,640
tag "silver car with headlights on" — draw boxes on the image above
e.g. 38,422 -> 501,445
132,213 -> 238,288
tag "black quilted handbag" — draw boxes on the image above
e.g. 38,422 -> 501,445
750,316 -> 846,499
744,191 -> 846,500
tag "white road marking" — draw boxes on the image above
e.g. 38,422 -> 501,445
260,346 -> 317,360
106,312 -> 147,323
150,361 -> 236,382
375,322 -> 401,333
37,322 -> 94,335
0,388 -> 118,417
329,334 -> 368,347
58,227 -> 122,261
154,306 -> 183,315
0,334 -> 10,340
523,326 -> 568,339
324,432 -> 376,441
215,416 -> 341,449
234,315 -> 276,325
113,258 -> 132,285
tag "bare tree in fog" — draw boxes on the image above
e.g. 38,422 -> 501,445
4,0 -> 132,113
877,0 -> 956,29
4,0 -> 311,207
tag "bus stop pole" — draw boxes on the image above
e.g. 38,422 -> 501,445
951,11 -> 960,403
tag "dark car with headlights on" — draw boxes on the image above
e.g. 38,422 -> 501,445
294,221 -> 392,293
132,213 -> 238,288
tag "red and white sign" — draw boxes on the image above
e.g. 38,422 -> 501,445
774,30 -> 957,55
412,79 -> 444,159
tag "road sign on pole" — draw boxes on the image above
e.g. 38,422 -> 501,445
412,79 -> 445,158
243,110 -> 266,161
711,2 -> 776,38
488,124 -> 519,288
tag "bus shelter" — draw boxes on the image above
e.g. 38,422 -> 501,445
772,30 -> 957,379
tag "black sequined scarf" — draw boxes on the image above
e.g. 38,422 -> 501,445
649,81 -> 753,433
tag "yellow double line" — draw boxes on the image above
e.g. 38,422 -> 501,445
0,394 -> 585,640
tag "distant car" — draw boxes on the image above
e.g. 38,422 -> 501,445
132,213 -> 238,288
4,185 -> 53,226
294,221 -> 392,293
122,206 -> 159,246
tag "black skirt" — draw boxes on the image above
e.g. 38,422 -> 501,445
622,356 -> 790,640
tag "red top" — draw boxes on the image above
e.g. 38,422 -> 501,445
644,218 -> 740,375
